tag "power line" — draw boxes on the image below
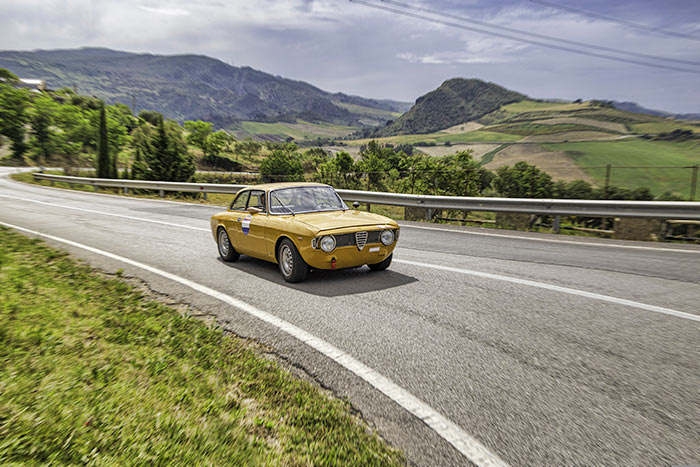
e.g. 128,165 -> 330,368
379,0 -> 700,68
530,0 -> 700,43
349,0 -> 700,74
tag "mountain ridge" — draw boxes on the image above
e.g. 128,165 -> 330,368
0,47 -> 411,127
366,78 -> 527,137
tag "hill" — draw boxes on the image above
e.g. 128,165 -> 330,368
611,101 -> 700,121
365,78 -> 526,137
0,48 -> 410,128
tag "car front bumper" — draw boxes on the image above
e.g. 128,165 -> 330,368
301,243 -> 396,270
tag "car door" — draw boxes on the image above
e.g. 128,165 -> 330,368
225,190 -> 250,252
232,189 -> 269,259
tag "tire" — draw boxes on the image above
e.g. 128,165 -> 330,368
217,227 -> 240,262
277,238 -> 308,283
368,253 -> 392,271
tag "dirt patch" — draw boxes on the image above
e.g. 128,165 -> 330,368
415,143 -> 500,159
521,131 -> 623,143
533,117 -> 627,133
440,121 -> 484,134
484,143 -> 592,182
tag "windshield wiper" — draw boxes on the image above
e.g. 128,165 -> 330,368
272,194 -> 295,216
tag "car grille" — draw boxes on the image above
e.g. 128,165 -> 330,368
333,230 -> 381,249
355,231 -> 368,250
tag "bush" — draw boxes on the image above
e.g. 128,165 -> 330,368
202,154 -> 242,171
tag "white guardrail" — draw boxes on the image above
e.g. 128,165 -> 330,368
32,173 -> 700,220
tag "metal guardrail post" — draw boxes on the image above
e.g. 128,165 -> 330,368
553,215 -> 561,233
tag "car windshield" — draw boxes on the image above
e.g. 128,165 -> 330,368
270,186 -> 347,214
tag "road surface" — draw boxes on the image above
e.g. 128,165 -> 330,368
1,167 -> 699,466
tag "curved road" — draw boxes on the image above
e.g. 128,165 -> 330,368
1,167 -> 699,466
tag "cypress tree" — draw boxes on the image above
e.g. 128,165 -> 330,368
96,103 -> 110,178
132,146 -> 147,180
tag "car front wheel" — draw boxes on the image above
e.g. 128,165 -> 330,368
278,238 -> 308,283
217,227 -> 240,262
368,253 -> 392,271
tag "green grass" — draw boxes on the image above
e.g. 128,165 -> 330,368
630,121 -> 700,135
479,144 -> 510,165
351,130 -> 522,146
235,121 -> 356,141
0,228 -> 404,466
542,139 -> 700,198
501,100 -> 593,113
487,123 -> 620,136
333,101 -> 402,119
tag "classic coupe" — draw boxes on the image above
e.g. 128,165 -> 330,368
210,182 -> 400,282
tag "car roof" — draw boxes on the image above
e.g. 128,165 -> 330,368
242,182 -> 331,191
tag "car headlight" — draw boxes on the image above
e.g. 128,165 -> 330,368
380,229 -> 395,246
319,235 -> 336,252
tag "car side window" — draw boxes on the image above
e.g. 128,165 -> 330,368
247,190 -> 266,213
230,191 -> 249,211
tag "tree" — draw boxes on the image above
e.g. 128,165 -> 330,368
144,116 -> 195,182
0,68 -> 19,85
259,148 -> 303,182
206,130 -> 234,157
494,161 -> 553,198
317,151 -> 357,188
236,138 -> 262,163
29,96 -> 57,163
184,120 -> 213,154
131,146 -> 148,180
0,85 -> 29,158
96,103 -> 111,178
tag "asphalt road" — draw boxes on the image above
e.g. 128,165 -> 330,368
1,167 -> 699,466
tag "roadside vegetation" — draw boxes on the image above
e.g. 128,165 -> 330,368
0,227 -> 404,465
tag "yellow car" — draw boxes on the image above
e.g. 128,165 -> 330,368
210,182 -> 400,282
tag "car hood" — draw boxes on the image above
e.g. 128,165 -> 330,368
293,210 -> 397,232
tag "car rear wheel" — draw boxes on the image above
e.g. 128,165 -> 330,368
278,238 -> 308,283
217,227 -> 240,262
368,253 -> 392,271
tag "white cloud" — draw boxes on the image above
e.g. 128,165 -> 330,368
138,5 -> 190,16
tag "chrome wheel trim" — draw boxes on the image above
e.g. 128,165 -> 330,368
218,229 -> 230,256
280,244 -> 294,277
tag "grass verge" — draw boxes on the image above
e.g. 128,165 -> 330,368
0,227 -> 404,465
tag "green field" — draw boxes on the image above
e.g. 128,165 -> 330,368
501,100 -> 594,113
630,121 -> 700,135
543,139 -> 700,198
0,227 -> 403,465
333,101 -> 402,119
352,129 -> 522,146
234,121 -> 357,141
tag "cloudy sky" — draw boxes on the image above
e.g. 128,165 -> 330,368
1,0 -> 700,112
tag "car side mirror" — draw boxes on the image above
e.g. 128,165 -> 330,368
247,206 -> 262,214
352,201 -> 360,209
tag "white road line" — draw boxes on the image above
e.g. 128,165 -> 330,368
0,220 -> 508,467
0,194 -> 210,232
395,258 -> 700,323
399,224 -> 700,254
